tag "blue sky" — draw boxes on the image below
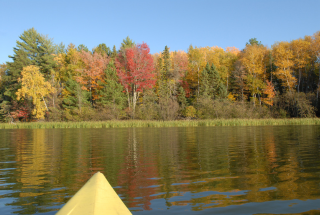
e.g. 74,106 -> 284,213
1,0 -> 320,64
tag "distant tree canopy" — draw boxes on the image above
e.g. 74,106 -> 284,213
0,28 -> 319,122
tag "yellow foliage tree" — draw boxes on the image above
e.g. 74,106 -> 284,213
272,41 -> 296,90
290,39 -> 310,92
310,31 -> 320,98
204,46 -> 223,68
16,65 -> 55,119
53,43 -> 86,108
240,44 -> 268,105
220,47 -> 240,90
54,43 -> 83,83
187,46 -> 207,97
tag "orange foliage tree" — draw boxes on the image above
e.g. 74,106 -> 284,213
262,80 -> 276,106
76,51 -> 109,104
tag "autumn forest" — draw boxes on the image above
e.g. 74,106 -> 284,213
0,28 -> 320,122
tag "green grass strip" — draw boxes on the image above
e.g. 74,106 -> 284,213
0,118 -> 320,129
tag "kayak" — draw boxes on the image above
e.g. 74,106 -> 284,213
56,172 -> 132,215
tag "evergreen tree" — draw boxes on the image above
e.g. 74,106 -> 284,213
121,36 -> 135,49
136,88 -> 158,120
62,77 -> 90,111
111,45 -> 117,59
209,64 -> 227,99
177,86 -> 188,115
158,80 -> 179,120
246,38 -> 262,46
157,56 -> 163,79
162,45 -> 171,79
119,37 -> 135,64
200,63 -> 211,97
77,44 -> 89,52
96,61 -> 125,111
3,49 -> 30,100
93,43 -> 111,56
200,63 -> 227,99
37,35 -> 57,79
3,28 -> 56,101
54,42 -> 66,54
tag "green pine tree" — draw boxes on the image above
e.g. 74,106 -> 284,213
209,64 -> 227,99
162,45 -> 171,79
96,61 -> 126,113
200,63 -> 211,97
77,44 -> 89,52
121,36 -> 135,49
62,77 -> 90,111
37,35 -> 57,79
93,43 -> 111,56
246,38 -> 262,46
177,86 -> 188,115
3,28 -> 56,101
54,42 -> 66,54
111,45 -> 117,59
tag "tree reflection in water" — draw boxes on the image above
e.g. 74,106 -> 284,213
0,125 -> 320,214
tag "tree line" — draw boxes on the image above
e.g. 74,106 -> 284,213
0,28 -> 319,122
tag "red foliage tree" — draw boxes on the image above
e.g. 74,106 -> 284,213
116,43 -> 155,118
10,101 -> 30,122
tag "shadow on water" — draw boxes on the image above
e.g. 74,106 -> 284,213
0,125 -> 320,214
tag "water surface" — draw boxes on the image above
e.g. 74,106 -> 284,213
0,126 -> 320,214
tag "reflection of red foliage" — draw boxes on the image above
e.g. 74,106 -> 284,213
117,150 -> 159,210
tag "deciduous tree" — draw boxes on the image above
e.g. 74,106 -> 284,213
272,42 -> 296,91
262,80 -> 275,106
290,39 -> 310,92
116,42 -> 155,118
187,45 -> 206,98
240,43 -> 268,105
171,50 -> 188,82
76,51 -> 109,104
16,65 -> 55,119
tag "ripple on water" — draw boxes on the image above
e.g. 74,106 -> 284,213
1,126 -> 320,215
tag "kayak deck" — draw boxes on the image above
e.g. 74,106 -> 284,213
56,172 -> 132,215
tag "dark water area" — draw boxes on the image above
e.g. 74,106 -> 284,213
0,126 -> 320,215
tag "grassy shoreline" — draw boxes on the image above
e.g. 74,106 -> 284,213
0,118 -> 320,129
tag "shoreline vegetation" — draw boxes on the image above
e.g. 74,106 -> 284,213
0,118 -> 320,129
1,29 -> 320,123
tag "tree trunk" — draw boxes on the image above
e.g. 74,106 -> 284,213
298,68 -> 301,93
317,66 -> 320,101
40,93 -> 48,111
197,66 -> 200,103
226,75 -> 228,92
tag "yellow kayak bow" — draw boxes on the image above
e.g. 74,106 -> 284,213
56,172 -> 132,215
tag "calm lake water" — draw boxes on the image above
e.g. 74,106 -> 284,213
0,126 -> 320,215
